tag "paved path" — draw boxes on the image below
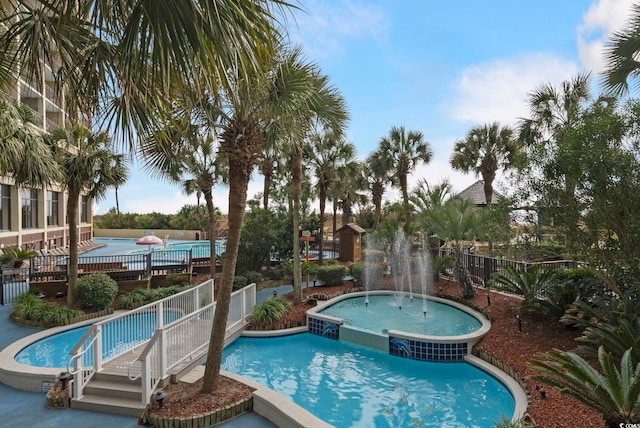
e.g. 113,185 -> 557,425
0,304 -> 275,427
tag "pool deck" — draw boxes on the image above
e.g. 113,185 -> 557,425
0,303 -> 276,428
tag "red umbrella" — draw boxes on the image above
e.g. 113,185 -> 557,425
136,235 -> 164,251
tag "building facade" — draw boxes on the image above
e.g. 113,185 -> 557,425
0,0 -> 93,252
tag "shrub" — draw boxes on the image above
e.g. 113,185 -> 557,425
77,273 -> 118,311
11,292 -> 83,327
350,262 -> 384,289
250,296 -> 292,324
232,275 -> 248,291
120,288 -> 153,309
151,285 -> 186,301
166,273 -> 190,286
301,261 -> 318,276
316,265 -> 347,286
324,259 -> 339,266
269,265 -> 286,280
244,271 -> 263,284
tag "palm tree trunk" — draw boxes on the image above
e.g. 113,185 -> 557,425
318,188 -> 326,265
400,173 -> 411,235
203,187 -> 217,279
291,144 -> 303,304
372,182 -> 383,230
66,189 -> 80,305
115,185 -> 120,215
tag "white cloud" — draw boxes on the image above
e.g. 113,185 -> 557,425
287,0 -> 387,60
577,0 -> 636,74
448,53 -> 580,127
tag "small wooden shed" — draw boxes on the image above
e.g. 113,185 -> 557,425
337,223 -> 366,263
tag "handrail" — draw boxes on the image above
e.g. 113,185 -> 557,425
68,279 -> 214,402
129,283 -> 256,406
67,331 -> 100,375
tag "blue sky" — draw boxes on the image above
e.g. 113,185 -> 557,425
95,0 -> 636,215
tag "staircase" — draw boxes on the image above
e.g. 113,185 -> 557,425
72,372 -> 145,417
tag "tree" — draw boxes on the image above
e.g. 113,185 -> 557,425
306,132 -> 355,264
139,89 -> 224,279
201,45 -> 347,392
0,0 -> 288,141
365,149 -> 392,230
410,178 -> 453,247
531,347 -> 640,427
0,98 -> 61,186
425,198 -> 486,298
46,124 -> 128,305
451,122 -> 521,205
603,4 -> 640,96
378,126 -> 432,235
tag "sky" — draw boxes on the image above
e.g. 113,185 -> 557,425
95,0 -> 637,216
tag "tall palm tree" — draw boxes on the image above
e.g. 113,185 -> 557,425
181,179 -> 202,207
365,149 -> 392,230
451,122 -> 521,205
139,88 -> 225,279
531,346 -> 640,427
378,126 -> 432,235
201,45 -> 348,392
603,4 -> 640,96
0,98 -> 61,186
46,124 -> 128,305
410,178 -> 453,247
334,161 -> 366,226
306,132 -> 355,264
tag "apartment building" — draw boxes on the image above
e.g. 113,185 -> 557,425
0,1 -> 93,252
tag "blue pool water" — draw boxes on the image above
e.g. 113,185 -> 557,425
319,295 -> 482,336
221,334 -> 514,428
15,312 -> 182,368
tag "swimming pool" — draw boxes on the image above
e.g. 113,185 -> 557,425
222,333 -> 515,427
14,311 -> 182,368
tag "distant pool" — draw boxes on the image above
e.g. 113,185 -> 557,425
222,333 -> 515,428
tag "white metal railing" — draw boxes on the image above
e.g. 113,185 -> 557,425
130,283 -> 256,406
68,280 -> 215,400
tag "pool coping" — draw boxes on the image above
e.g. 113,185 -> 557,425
0,312 -> 120,392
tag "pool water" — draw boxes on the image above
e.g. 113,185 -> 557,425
318,295 -> 482,336
222,333 -> 514,428
15,312 -> 182,368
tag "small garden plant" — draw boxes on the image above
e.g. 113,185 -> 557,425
76,273 -> 118,311
250,296 -> 292,325
11,292 -> 83,327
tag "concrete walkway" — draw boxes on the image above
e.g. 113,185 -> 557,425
0,304 -> 275,427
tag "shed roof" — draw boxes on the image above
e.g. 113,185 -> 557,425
457,180 -> 503,206
336,223 -> 366,234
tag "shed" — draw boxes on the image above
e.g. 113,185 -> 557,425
337,223 -> 366,263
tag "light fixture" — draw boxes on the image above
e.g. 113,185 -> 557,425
153,391 -> 167,408
58,372 -> 71,390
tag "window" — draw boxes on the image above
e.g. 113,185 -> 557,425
47,191 -> 59,226
80,195 -> 88,223
21,188 -> 38,229
0,185 -> 10,231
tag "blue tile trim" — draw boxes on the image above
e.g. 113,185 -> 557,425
308,316 -> 339,340
388,336 -> 468,362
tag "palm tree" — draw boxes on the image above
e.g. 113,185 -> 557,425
0,0 -> 287,140
531,346 -> 640,427
410,178 -> 453,247
306,132 -> 355,264
139,89 -> 224,279
365,149 -> 392,230
46,124 -> 128,305
201,45 -> 347,392
334,161 -> 366,225
603,4 -> 640,95
451,122 -> 521,206
378,126 -> 432,235
0,98 -> 61,186
426,197 -> 485,298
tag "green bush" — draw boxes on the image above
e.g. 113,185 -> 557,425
77,273 -> 118,311
151,285 -> 186,301
350,262 -> 384,289
244,271 -> 263,284
250,296 -> 292,324
316,265 -> 347,286
166,273 -> 190,286
120,288 -> 152,309
11,292 -> 83,327
301,261 -> 318,276
269,265 -> 286,280
324,259 -> 339,266
232,275 -> 248,291
363,249 -> 385,264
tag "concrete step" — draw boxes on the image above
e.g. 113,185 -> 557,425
72,394 -> 146,418
94,371 -> 142,385
84,379 -> 142,401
